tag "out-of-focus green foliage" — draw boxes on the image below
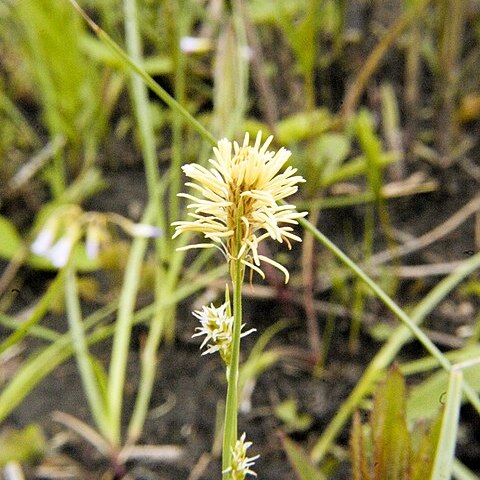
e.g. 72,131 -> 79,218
0,424 -> 46,467
280,432 -> 326,480
350,365 -> 442,480
14,0 -> 104,146
274,398 -> 313,433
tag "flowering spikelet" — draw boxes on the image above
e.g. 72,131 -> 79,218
172,131 -> 307,282
223,433 -> 259,479
192,302 -> 255,365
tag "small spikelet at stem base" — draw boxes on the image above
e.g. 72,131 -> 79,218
222,432 -> 259,479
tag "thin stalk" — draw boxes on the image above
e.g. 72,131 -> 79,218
156,224 -> 191,344
168,0 -> 187,235
107,206 -> 154,446
50,149 -> 66,199
126,263 -> 166,443
65,265 -> 110,439
0,313 -> 60,342
126,310 -> 164,443
431,368 -> 463,479
223,207 -> 245,476
123,0 -> 158,194
128,233 -> 216,439
123,0 -> 166,253
121,0 -> 171,443
301,220 -> 452,371
222,256 -> 244,477
301,208 -> 321,363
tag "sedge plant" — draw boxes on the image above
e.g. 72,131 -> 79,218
172,131 -> 307,478
2,1 -> 479,477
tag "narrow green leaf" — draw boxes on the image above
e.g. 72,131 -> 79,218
355,109 -> 385,201
274,399 -> 313,433
275,109 -> 332,144
371,365 -> 410,480
0,270 -> 65,355
314,133 -> 351,180
431,369 -> 463,480
350,411 -> 370,480
411,410 -> 443,480
320,152 -> 399,188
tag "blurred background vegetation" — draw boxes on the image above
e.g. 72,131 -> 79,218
1,0 -> 480,478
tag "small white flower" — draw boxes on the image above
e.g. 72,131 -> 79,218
240,46 -> 253,61
31,206 -> 161,268
85,224 -> 101,260
180,36 -> 212,54
110,213 -> 162,239
128,223 -> 162,238
45,236 -> 73,268
31,226 -> 55,256
223,432 -> 259,479
192,302 -> 255,365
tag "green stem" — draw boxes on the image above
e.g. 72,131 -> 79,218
65,265 -> 110,439
127,263 -> 167,443
50,149 -> 66,199
168,0 -> 186,235
123,0 -> 166,257
222,256 -> 244,477
106,205 -> 154,446
222,203 -> 245,476
123,0 -> 158,194
120,0 -> 170,443
0,313 -> 60,342
301,219 -> 452,370
126,308 -> 165,443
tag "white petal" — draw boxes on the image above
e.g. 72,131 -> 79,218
46,237 -> 73,267
180,36 -> 211,53
31,228 -> 55,256
129,223 -> 162,237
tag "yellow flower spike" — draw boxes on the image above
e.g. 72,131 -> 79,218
172,131 -> 307,282
222,432 -> 259,479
